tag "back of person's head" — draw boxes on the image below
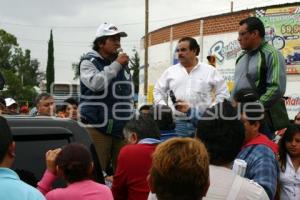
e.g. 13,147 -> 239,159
149,105 -> 175,131
55,143 -> 93,183
0,116 -> 13,163
123,115 -> 161,142
196,100 -> 245,165
242,101 -> 265,126
139,104 -> 152,114
178,37 -> 200,56
278,124 -> 300,172
239,17 -> 265,38
149,138 -> 209,200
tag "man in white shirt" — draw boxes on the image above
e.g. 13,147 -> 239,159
153,37 -> 229,137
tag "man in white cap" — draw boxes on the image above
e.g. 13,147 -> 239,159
4,98 -> 18,115
79,23 -> 133,176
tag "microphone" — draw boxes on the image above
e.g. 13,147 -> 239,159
117,48 -> 130,74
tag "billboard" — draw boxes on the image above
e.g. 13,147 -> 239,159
258,6 -> 300,74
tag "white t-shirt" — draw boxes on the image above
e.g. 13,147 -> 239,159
280,154 -> 300,200
147,165 -> 269,200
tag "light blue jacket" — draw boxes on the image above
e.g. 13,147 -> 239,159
0,167 -> 45,200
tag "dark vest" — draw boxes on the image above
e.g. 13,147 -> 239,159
80,54 -> 133,138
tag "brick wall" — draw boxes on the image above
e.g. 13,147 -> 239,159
203,11 -> 252,35
173,20 -> 200,40
146,10 -> 253,46
149,27 -> 170,46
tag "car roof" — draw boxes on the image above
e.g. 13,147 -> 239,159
5,116 -> 91,145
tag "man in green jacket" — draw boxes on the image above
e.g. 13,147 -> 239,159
232,16 -> 286,138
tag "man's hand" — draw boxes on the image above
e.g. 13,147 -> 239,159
45,148 -> 62,175
116,53 -> 129,66
175,100 -> 190,113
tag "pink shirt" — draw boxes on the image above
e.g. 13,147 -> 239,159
38,170 -> 113,200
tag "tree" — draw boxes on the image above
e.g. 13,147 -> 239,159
46,29 -> 54,93
72,54 -> 85,80
129,48 -> 140,95
0,29 -> 44,104
0,29 -> 18,71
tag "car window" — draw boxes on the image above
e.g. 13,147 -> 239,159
12,133 -> 72,187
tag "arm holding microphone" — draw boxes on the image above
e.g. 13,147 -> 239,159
116,48 -> 131,74
80,48 -> 129,92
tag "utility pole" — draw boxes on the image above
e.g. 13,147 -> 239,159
144,0 -> 149,102
231,1 -> 233,12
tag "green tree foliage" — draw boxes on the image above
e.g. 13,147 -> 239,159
72,54 -> 85,80
129,48 -> 140,94
46,30 -> 54,93
0,29 -> 18,71
0,29 -> 44,104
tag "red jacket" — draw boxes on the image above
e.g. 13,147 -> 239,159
112,144 -> 157,200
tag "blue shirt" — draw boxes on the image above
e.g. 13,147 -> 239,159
0,167 -> 45,200
236,145 -> 278,200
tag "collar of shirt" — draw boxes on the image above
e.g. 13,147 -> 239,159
138,138 -> 161,144
0,168 -> 20,180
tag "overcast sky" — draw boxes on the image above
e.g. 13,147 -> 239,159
0,0 -> 297,83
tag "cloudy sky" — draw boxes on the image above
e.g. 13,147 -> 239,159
0,0 -> 297,83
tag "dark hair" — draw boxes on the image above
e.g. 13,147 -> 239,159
92,36 -> 109,51
278,124 -> 300,172
149,105 -> 175,131
239,17 -> 265,38
150,138 -> 209,200
35,93 -> 53,105
123,115 -> 161,140
0,116 -> 13,163
55,143 -> 93,183
178,37 -> 200,56
196,100 -> 245,165
139,104 -> 151,113
61,97 -> 78,111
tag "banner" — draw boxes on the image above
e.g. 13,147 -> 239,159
258,6 -> 300,74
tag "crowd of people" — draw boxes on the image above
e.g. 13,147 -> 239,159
1,16 -> 300,200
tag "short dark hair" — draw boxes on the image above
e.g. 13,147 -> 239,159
35,93 -> 53,105
149,105 -> 175,131
278,124 -> 300,172
92,36 -> 109,51
62,97 -> 78,111
178,37 -> 200,56
0,116 -> 13,163
196,100 -> 245,165
123,115 -> 161,140
56,143 -> 93,183
139,104 -> 151,113
239,17 -> 265,38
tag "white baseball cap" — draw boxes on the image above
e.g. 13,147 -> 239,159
95,22 -> 127,38
5,98 -> 17,107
